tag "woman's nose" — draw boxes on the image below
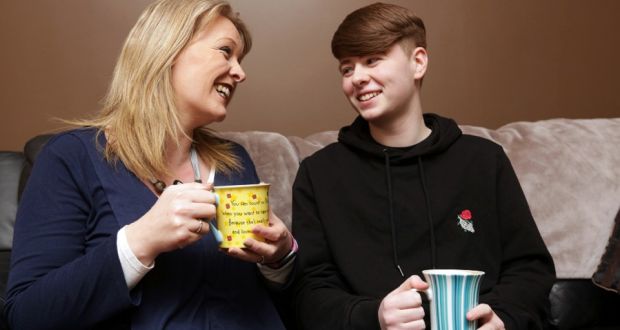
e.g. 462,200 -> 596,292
230,60 -> 246,83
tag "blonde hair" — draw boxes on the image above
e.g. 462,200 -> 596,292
69,0 -> 252,181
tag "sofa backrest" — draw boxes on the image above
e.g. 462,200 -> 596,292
5,118 -> 620,280
223,118 -> 620,280
2,118 -> 619,330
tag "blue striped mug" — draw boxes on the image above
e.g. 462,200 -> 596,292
421,269 -> 485,330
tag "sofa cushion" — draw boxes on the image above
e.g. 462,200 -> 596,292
288,131 -> 339,160
460,118 -> 620,278
218,131 -> 301,230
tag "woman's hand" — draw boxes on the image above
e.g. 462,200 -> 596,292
467,304 -> 505,330
378,275 -> 428,330
125,182 -> 217,265
226,209 -> 293,264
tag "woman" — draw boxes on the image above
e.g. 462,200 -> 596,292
4,0 -> 295,329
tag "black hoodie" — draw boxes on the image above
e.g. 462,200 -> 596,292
293,114 -> 555,330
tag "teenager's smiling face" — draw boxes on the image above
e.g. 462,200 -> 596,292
172,15 -> 246,128
339,43 -> 425,124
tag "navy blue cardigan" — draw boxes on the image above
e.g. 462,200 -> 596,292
5,129 -> 284,329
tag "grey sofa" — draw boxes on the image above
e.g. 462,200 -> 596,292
2,118 -> 620,329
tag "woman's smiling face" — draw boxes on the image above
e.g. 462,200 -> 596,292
171,15 -> 247,128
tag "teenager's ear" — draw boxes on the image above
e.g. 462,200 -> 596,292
411,47 -> 428,80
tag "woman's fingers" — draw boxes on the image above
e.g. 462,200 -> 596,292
157,185 -> 293,266
163,182 -> 217,204
252,222 -> 288,242
223,227 -> 291,264
182,201 -> 216,220
134,182 -> 220,256
160,183 -> 217,220
251,210 -> 291,246
246,213 -> 292,262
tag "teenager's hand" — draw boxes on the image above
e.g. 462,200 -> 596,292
466,304 -> 505,330
125,182 -> 216,265
378,275 -> 428,330
225,209 -> 293,264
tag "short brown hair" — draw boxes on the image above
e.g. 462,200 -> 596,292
331,2 -> 426,59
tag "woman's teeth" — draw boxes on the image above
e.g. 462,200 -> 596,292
215,84 -> 231,98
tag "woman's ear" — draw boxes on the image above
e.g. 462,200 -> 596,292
411,47 -> 428,80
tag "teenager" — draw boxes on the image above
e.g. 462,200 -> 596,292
292,3 -> 555,329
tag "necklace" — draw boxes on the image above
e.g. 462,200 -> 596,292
150,144 -> 202,193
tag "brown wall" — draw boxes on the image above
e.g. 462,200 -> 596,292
1,0 -> 619,151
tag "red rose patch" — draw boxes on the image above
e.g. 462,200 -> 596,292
457,209 -> 475,233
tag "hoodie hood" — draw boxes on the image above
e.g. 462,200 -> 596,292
338,113 -> 462,161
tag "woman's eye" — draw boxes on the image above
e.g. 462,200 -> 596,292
219,46 -> 232,57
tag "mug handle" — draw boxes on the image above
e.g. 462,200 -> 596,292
207,193 -> 223,243
414,287 -> 433,302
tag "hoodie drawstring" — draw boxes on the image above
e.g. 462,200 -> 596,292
383,150 -> 404,277
383,151 -> 438,278
418,157 -> 437,269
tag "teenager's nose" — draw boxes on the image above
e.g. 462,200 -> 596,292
351,68 -> 370,87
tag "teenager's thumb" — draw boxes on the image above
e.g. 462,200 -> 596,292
396,275 -> 428,292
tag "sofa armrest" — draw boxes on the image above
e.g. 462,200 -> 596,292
549,279 -> 620,330
0,152 -> 24,250
0,151 -> 25,330
18,134 -> 52,201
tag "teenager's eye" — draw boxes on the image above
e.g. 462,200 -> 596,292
340,66 -> 353,77
366,57 -> 380,65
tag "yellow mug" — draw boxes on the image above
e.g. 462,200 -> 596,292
213,183 -> 270,248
